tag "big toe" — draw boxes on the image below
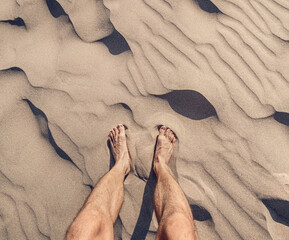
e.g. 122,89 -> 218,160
117,124 -> 126,136
159,125 -> 167,136
167,130 -> 173,141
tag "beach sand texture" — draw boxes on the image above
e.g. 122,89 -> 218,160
0,0 -> 289,239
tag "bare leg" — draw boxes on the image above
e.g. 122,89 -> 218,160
153,126 -> 199,240
66,124 -> 130,240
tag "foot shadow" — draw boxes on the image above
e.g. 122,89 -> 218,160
131,161 -> 157,240
131,135 -> 162,240
107,140 -> 115,170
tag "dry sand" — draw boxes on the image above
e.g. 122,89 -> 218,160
0,0 -> 289,239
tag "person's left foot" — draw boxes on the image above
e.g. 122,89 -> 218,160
109,124 -> 131,175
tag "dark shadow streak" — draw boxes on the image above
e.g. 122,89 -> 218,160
131,138 -> 159,240
262,199 -> 289,227
274,112 -> 289,127
100,30 -> 130,55
196,0 -> 221,13
2,18 -> 25,27
120,103 -> 132,111
24,99 -> 74,163
9,67 -> 23,72
107,140 -> 116,170
156,90 -> 216,121
190,204 -> 212,221
114,216 -> 123,240
46,0 -> 67,18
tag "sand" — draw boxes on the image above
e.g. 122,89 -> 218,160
0,0 -> 289,239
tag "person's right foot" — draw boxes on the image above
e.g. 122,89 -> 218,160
154,126 -> 176,174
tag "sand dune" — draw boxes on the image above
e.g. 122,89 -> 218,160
0,0 -> 288,239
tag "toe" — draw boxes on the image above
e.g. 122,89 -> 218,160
113,127 -> 118,139
171,131 -> 177,143
171,131 -> 176,140
168,130 -> 173,142
165,128 -> 171,138
171,134 -> 176,143
159,125 -> 167,136
109,131 -> 115,140
109,131 -> 114,139
111,129 -> 115,138
118,124 -> 126,136
109,136 -> 113,147
170,132 -> 175,142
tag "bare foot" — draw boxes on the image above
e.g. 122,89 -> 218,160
154,126 -> 176,175
108,124 -> 131,175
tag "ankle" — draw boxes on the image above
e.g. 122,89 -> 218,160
153,160 -> 169,176
114,160 -> 130,175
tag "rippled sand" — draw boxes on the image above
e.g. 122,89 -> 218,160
0,0 -> 289,239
